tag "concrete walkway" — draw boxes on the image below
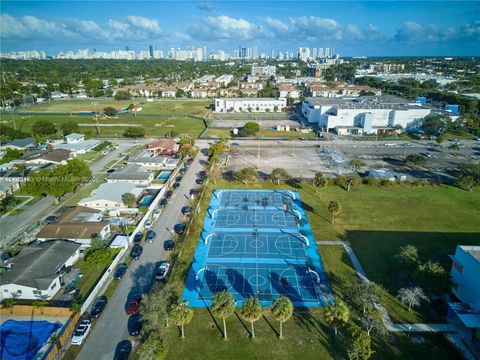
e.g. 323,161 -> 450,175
317,240 -> 457,333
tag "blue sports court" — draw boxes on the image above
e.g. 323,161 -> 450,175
182,190 -> 333,307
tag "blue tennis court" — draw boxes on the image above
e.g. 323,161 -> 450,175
183,189 -> 333,307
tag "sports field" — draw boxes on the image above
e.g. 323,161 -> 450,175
23,99 -> 211,116
183,189 -> 333,307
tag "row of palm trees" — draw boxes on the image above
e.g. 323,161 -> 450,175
168,290 -> 294,340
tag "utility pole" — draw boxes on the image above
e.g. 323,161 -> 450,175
92,101 -> 100,135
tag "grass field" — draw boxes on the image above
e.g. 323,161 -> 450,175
160,179 -> 471,359
22,99 -> 211,116
203,127 -> 317,139
1,113 -> 206,139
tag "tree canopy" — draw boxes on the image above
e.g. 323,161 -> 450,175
123,126 -> 146,138
32,119 -> 56,136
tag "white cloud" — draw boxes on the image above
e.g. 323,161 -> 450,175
0,13 -> 162,43
394,21 -> 479,43
188,15 -> 261,41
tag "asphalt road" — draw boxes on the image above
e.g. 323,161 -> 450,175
76,145 -> 208,360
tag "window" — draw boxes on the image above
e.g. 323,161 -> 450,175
50,283 -> 57,290
33,290 -> 42,295
3,289 -> 9,293
17,290 -> 22,294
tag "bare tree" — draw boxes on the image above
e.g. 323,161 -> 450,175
362,308 -> 386,336
397,287 -> 429,310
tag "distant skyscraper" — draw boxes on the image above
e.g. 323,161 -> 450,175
149,45 -> 154,60
252,46 -> 258,59
247,47 -> 252,59
203,46 -> 207,60
319,47 -> 324,58
324,47 -> 330,58
271,49 -> 275,59
298,47 -> 310,62
241,47 -> 246,59
312,48 -> 318,59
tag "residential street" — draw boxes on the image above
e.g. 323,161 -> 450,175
76,145 -> 208,360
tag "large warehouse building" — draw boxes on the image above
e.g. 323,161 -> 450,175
215,98 -> 287,113
302,95 -> 433,135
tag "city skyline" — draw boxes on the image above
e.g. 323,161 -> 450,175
1,1 -> 479,56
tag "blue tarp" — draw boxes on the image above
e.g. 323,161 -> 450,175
0,320 -> 61,360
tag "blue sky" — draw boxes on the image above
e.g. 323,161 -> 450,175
1,1 -> 479,56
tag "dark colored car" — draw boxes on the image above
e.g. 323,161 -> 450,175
114,263 -> 128,280
90,296 -> 107,318
172,182 -> 180,189
163,240 -> 175,251
181,206 -> 192,215
165,190 -> 173,199
179,168 -> 186,174
175,176 -> 183,182
128,315 -> 142,336
125,294 -> 142,316
195,178 -> 204,185
44,215 -> 58,225
173,223 -> 186,234
106,168 -> 116,173
133,232 -> 143,244
145,230 -> 156,243
199,171 -> 207,177
130,244 -> 143,260
187,158 -> 194,165
114,340 -> 132,360
159,198 -> 167,207
189,188 -> 199,196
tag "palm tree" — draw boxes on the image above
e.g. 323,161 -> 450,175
240,297 -> 263,338
271,296 -> 293,339
33,299 -> 49,315
2,298 -> 17,314
169,301 -> 193,338
313,172 -> 328,198
328,200 -> 342,224
211,290 -> 235,340
323,301 -> 350,336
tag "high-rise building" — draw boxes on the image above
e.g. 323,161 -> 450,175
203,46 -> 207,60
312,48 -> 318,59
319,47 -> 324,58
149,45 -> 154,60
324,47 -> 330,58
247,47 -> 252,59
298,47 -> 310,62
241,47 -> 246,59
271,49 -> 275,59
252,46 -> 258,59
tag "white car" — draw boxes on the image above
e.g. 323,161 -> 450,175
144,220 -> 153,229
71,319 -> 92,345
155,262 -> 171,281
152,208 -> 161,219
384,143 -> 396,147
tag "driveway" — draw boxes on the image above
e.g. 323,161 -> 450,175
76,145 -> 209,360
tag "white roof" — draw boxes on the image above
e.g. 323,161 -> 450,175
54,139 -> 100,152
109,234 -> 129,248
65,133 -> 84,140
79,182 -> 142,205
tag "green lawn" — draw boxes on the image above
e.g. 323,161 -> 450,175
65,173 -> 107,206
203,127 -> 316,139
22,99 -> 212,117
0,113 -> 206,139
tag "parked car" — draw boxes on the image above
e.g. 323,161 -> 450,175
114,341 -> 132,360
44,215 -> 58,225
163,240 -> 175,251
71,319 -> 92,345
187,158 -> 194,165
172,182 -> 181,189
125,294 -> 142,316
189,188 -> 199,196
384,143 -> 396,147
106,168 -> 116,173
145,230 -> 156,243
159,198 -> 167,207
175,176 -> 183,182
179,168 -> 186,174
181,206 -> 192,215
128,315 -> 142,336
114,263 -> 128,280
130,244 -> 143,260
155,262 -> 171,281
133,232 -> 143,244
174,223 -> 186,234
90,296 -> 107,318
152,208 -> 161,219
144,220 -> 153,229
165,190 -> 173,199
199,171 -> 207,177
196,178 -> 204,185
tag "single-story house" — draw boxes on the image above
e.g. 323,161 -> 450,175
78,182 -> 142,212
0,180 -> 21,199
36,207 -> 111,245
2,137 -> 35,150
127,151 -> 169,170
146,139 -> 177,153
106,164 -> 154,186
25,149 -> 72,165
0,240 -> 81,301
53,139 -> 100,155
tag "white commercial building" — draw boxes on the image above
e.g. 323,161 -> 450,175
215,98 -> 287,113
251,65 -> 276,78
302,96 -> 432,135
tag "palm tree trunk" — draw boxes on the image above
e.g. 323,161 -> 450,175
181,324 -> 185,338
331,215 -> 335,224
223,317 -> 227,340
251,321 -> 255,338
279,320 -> 283,338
